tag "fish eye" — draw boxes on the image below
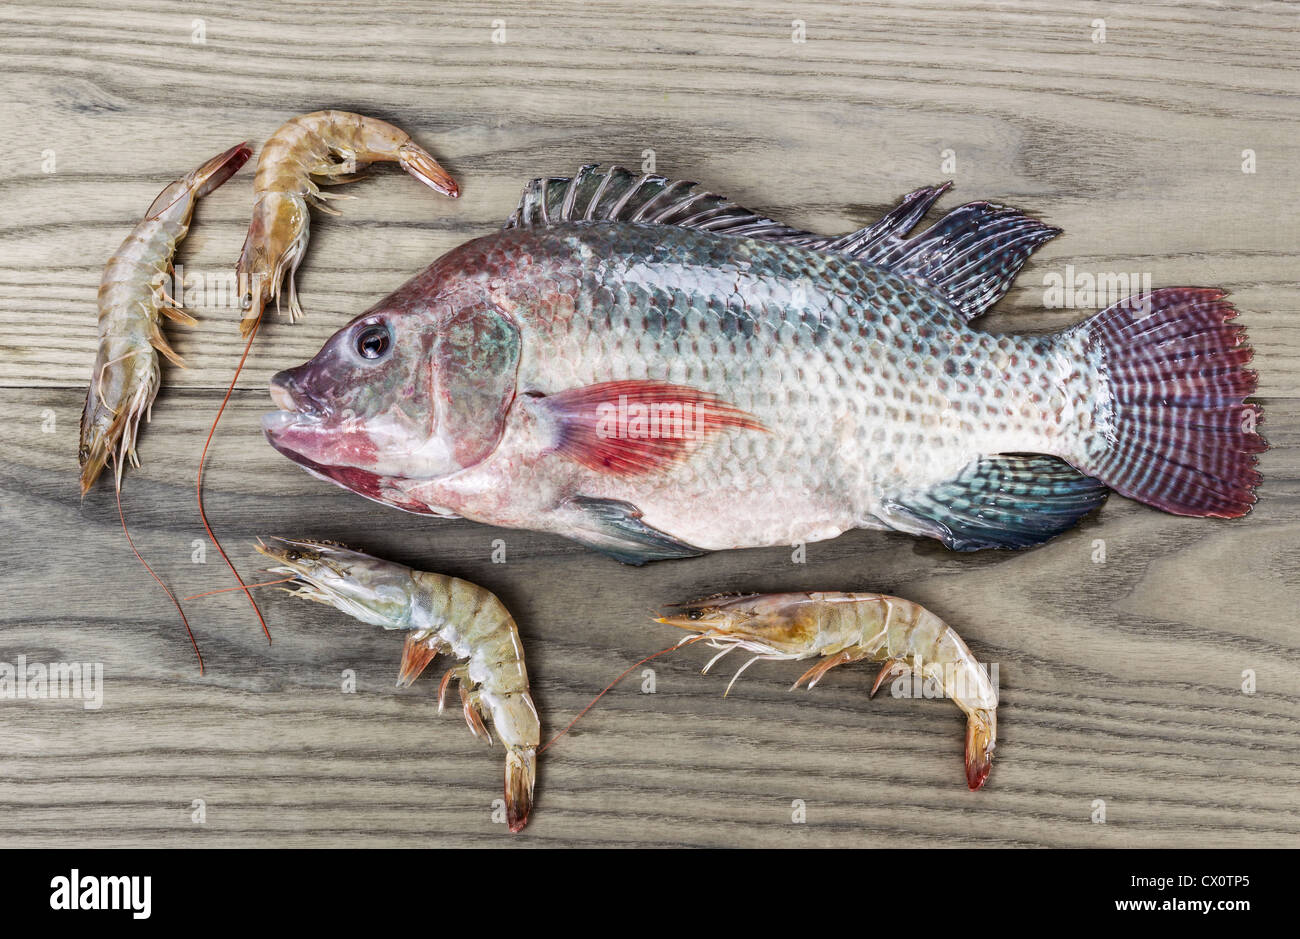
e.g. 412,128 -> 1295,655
355,323 -> 391,360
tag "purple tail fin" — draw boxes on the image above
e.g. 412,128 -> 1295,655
1075,288 -> 1265,517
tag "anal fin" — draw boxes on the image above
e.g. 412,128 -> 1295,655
879,454 -> 1108,551
561,495 -> 705,565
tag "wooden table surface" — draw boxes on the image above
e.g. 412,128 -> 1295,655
1,0 -> 1297,848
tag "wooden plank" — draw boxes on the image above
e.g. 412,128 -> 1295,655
0,0 -> 1296,846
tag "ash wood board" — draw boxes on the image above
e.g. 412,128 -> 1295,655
0,0 -> 1297,847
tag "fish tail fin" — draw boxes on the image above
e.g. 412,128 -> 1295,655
1070,288 -> 1265,517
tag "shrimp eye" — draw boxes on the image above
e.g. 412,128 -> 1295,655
356,324 -> 391,360
285,550 -> 301,561
688,609 -> 703,620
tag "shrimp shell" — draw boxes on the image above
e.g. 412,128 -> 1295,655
80,142 -> 252,494
236,110 -> 460,336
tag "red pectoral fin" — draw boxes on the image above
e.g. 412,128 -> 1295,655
537,380 -> 766,476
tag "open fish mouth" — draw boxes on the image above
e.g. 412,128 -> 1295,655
263,376 -> 325,438
261,409 -> 317,434
268,369 -> 333,418
268,380 -> 297,412
261,410 -> 327,470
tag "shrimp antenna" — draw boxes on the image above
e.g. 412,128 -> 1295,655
196,314 -> 271,644
113,466 -> 204,674
182,577 -> 295,602
539,634 -> 705,754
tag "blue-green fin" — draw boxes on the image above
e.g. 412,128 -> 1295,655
562,495 -> 706,565
879,455 -> 1109,551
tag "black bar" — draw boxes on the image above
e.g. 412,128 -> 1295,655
0,848 -> 1279,925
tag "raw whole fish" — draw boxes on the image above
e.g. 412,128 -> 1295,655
263,166 -> 1264,562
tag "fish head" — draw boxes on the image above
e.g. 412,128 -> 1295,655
262,295 -> 520,495
255,537 -> 414,629
656,592 -> 815,655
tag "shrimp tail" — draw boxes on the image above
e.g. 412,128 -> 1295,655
145,141 -> 251,218
505,747 -> 536,834
965,708 -> 996,791
190,141 -> 254,197
397,141 -> 460,197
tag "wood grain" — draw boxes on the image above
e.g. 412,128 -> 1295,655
0,0 -> 1296,847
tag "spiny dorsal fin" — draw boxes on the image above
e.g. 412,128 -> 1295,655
503,164 -> 822,244
506,167 -> 1059,321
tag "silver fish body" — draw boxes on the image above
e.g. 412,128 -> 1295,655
263,167 -> 1264,561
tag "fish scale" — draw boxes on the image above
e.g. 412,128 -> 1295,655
501,223 -> 1051,494
263,166 -> 1264,560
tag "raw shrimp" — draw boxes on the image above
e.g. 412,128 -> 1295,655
78,141 -> 251,673
256,538 -> 539,832
657,591 -> 999,789
236,110 -> 459,336
79,141 -> 251,493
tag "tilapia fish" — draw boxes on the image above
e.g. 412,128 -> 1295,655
263,165 -> 1265,562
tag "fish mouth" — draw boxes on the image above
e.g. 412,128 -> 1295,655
269,367 -> 333,419
261,409 -> 315,435
260,417 -> 419,510
261,409 -> 326,464
269,380 -> 297,413
263,366 -> 327,442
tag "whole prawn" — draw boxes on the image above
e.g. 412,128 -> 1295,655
256,538 -> 539,833
236,110 -> 459,335
657,591 -> 999,789
79,141 -> 251,494
78,141 -> 251,673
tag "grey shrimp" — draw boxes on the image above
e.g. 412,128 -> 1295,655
80,142 -> 251,494
257,538 -> 539,831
